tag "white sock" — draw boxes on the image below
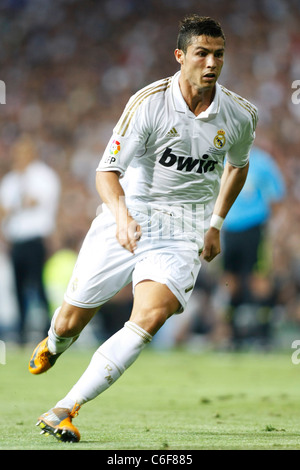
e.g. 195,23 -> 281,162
55,321 -> 152,410
48,307 -> 79,354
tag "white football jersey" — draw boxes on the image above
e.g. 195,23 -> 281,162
97,71 -> 258,230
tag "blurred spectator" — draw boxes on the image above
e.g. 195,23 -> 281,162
0,134 -> 61,344
221,146 -> 286,348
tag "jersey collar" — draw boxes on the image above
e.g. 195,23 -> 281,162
171,71 -> 221,120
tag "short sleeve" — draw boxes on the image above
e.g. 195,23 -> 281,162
97,95 -> 150,176
227,104 -> 258,168
227,120 -> 257,168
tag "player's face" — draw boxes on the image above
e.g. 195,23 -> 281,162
176,35 -> 225,92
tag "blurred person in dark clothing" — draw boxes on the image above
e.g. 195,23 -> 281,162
221,146 -> 285,348
0,135 -> 61,344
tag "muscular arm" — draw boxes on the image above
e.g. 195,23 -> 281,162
202,161 -> 249,262
96,171 -> 141,253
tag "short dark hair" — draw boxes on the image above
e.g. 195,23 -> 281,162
177,15 -> 226,53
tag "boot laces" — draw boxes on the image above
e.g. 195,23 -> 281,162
70,403 -> 81,419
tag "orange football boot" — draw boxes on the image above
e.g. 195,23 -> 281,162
28,337 -> 61,374
36,404 -> 81,443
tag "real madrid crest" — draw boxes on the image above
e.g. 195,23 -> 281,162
213,129 -> 226,149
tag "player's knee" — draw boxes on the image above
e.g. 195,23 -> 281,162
130,304 -> 175,336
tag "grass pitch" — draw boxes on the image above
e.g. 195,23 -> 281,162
1,344 -> 300,450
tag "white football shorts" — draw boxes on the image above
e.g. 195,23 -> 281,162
64,206 -> 202,313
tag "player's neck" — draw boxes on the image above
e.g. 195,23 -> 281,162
179,78 -> 216,116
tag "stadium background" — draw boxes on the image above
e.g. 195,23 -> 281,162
0,0 -> 299,351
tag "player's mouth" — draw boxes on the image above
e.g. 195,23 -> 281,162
203,73 -> 216,81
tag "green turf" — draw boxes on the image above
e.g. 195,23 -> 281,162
1,344 -> 300,450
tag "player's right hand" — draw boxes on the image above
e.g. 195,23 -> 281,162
116,216 -> 142,254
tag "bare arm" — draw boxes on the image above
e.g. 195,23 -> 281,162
96,171 -> 141,254
202,161 -> 249,262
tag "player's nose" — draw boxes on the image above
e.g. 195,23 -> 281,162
205,53 -> 217,68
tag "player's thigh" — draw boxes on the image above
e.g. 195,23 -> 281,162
130,280 -> 180,335
64,211 -> 135,308
132,243 -> 201,319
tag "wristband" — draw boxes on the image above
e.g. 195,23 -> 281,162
210,214 -> 224,231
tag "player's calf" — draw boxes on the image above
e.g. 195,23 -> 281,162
28,306 -> 80,375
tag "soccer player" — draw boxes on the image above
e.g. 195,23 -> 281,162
29,15 -> 258,442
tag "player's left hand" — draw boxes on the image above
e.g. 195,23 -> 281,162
202,227 -> 221,262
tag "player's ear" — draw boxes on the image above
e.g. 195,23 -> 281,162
174,49 -> 184,66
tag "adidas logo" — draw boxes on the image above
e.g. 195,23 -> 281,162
166,127 -> 179,138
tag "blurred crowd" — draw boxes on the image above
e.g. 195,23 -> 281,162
0,0 -> 299,350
